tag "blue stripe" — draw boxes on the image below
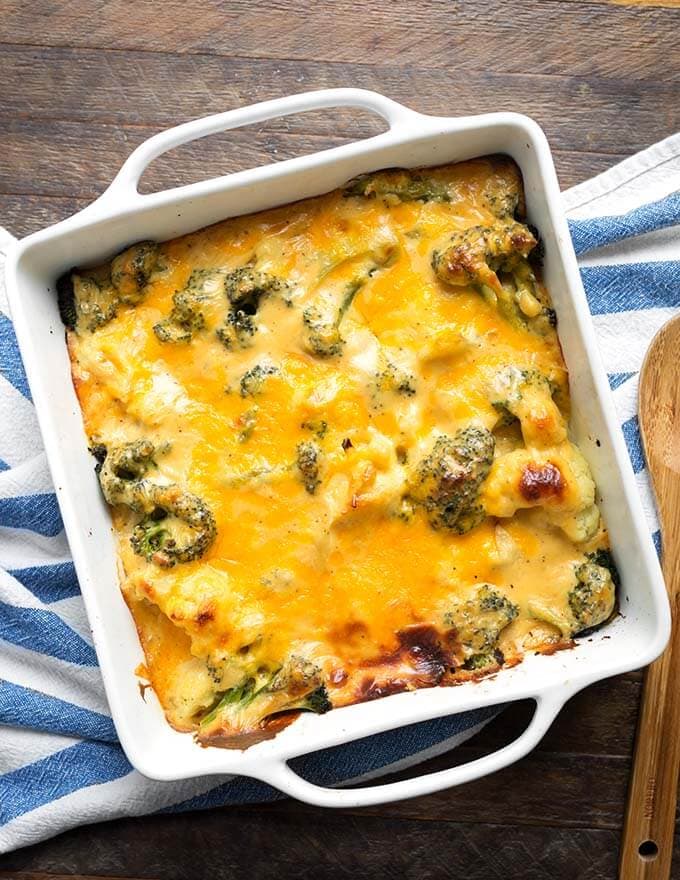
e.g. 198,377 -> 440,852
0,601 -> 98,666
569,191 -> 680,255
0,191 -> 672,824
8,561 -> 81,603
621,415 -> 645,474
608,372 -> 635,391
164,705 -> 500,813
162,777 -> 280,813
653,529 -> 662,558
0,740 -> 131,826
289,705 -> 499,786
0,493 -> 63,537
0,458 -> 9,472
0,680 -> 116,742
0,312 -> 32,401
580,262 -> 680,316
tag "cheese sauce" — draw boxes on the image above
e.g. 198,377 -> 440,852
65,158 -> 616,745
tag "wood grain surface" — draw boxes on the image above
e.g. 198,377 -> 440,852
619,317 -> 680,879
1,1 -> 679,878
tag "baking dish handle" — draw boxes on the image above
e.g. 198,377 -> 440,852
257,691 -> 565,808
102,88 -> 423,202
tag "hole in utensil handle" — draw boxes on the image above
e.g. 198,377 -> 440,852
638,839 -> 659,861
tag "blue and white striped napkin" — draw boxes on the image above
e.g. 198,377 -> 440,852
1,133 -> 679,853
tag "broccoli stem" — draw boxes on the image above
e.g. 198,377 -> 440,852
432,220 -> 555,335
198,658 -> 331,739
302,241 -> 398,357
344,169 -> 452,203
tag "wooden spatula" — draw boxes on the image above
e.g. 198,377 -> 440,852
620,314 -> 680,879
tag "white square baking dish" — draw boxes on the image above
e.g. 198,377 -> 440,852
4,89 -> 669,808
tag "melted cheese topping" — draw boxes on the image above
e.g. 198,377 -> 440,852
66,158 -> 615,747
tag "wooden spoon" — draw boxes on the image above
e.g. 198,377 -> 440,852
620,314 -> 680,879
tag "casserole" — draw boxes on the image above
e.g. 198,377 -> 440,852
5,89 -> 669,806
61,157 -> 620,748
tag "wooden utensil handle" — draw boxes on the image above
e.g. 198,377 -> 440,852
620,576 -> 680,877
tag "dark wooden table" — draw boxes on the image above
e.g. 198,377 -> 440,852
1,1 -> 679,877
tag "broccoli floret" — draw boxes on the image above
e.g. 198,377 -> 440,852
97,439 -> 157,510
130,487 -> 217,567
110,241 -> 159,303
239,362 -> 279,397
432,220 -> 555,335
374,362 -> 416,397
344,168 -> 451,203
89,443 -> 108,475
225,266 -> 286,309
304,685 -> 333,714
96,440 -> 216,566
70,270 -> 119,332
491,400 -> 518,428
489,366 -> 558,430
220,267 -> 288,348
60,241 -> 160,334
129,508 -> 170,560
463,650 -> 504,671
480,157 -> 525,220
154,289 -> 206,343
528,558 -> 616,638
302,303 -> 345,358
432,220 -> 535,291
217,267 -> 287,350
154,268 -> 226,343
444,583 -> 518,661
586,548 -> 621,589
568,560 -> 616,635
198,657 -> 330,740
481,188 -> 521,220
302,280 -> 362,358
157,266 -> 285,346
216,309 -> 256,349
302,303 -> 344,358
406,426 -> 495,533
300,419 -> 328,438
296,441 -> 321,495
